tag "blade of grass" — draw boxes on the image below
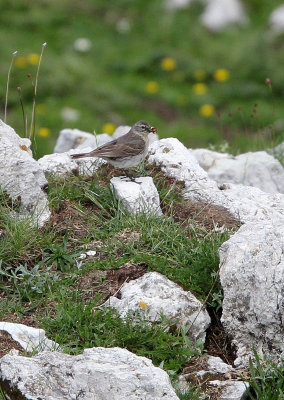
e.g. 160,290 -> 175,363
29,42 -> 47,140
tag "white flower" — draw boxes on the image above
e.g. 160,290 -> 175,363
73,38 -> 92,52
116,18 -> 130,33
60,107 -> 80,122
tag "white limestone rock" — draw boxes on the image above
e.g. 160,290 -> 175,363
0,322 -> 60,353
201,0 -> 248,32
192,149 -> 284,194
269,5 -> 284,33
197,355 -> 234,377
112,125 -> 131,139
94,133 -> 113,147
54,128 -> 112,153
38,148 -> 105,176
149,138 -> 217,191
106,271 -> 210,343
149,138 -> 284,223
148,131 -> 159,145
165,0 -> 197,11
0,119 -> 50,227
110,176 -> 163,216
191,148 -> 231,171
269,140 -> 284,158
219,219 -> 284,367
207,380 -> 248,400
38,152 -> 79,175
0,347 -> 179,400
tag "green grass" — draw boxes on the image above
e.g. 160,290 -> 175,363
40,295 -> 200,372
0,0 -> 284,158
244,350 -> 284,400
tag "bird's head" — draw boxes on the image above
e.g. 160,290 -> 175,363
133,120 -> 157,138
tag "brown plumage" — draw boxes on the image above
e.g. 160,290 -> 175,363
70,120 -> 157,169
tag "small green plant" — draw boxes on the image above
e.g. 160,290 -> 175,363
174,386 -> 203,400
42,234 -> 81,272
244,350 -> 284,400
0,260 -> 60,302
0,203 -> 41,267
207,271 -> 223,312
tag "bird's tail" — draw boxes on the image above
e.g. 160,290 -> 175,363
70,152 -> 93,159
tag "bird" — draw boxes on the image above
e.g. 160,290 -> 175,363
70,120 -> 157,181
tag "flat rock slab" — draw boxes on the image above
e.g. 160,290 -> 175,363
106,271 -> 210,343
110,176 -> 163,216
0,347 -> 179,400
0,119 -> 50,227
0,322 -> 60,354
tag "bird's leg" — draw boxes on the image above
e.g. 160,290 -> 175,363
122,169 -> 142,184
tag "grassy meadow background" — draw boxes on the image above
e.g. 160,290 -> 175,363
0,0 -> 284,158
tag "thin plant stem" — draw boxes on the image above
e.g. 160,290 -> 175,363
29,42 -> 47,140
4,51 -> 17,123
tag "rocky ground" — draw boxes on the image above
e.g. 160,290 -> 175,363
0,120 -> 283,399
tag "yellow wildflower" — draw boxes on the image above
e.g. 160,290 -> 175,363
38,127 -> 50,137
194,69 -> 207,81
145,81 -> 159,94
27,53 -> 40,65
102,123 -> 116,135
139,301 -> 148,310
161,57 -> 177,71
15,57 -> 28,68
214,68 -> 230,82
192,83 -> 208,95
200,104 -> 215,117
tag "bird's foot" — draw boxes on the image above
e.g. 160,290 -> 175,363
121,175 -> 142,184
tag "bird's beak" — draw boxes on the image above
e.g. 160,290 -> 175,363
151,127 -> 157,133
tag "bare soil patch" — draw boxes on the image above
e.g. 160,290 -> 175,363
48,199 -> 93,239
0,330 -> 24,358
205,308 -> 237,366
170,200 -> 241,232
78,262 -> 148,302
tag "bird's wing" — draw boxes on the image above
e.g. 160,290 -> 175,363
91,132 -> 145,158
